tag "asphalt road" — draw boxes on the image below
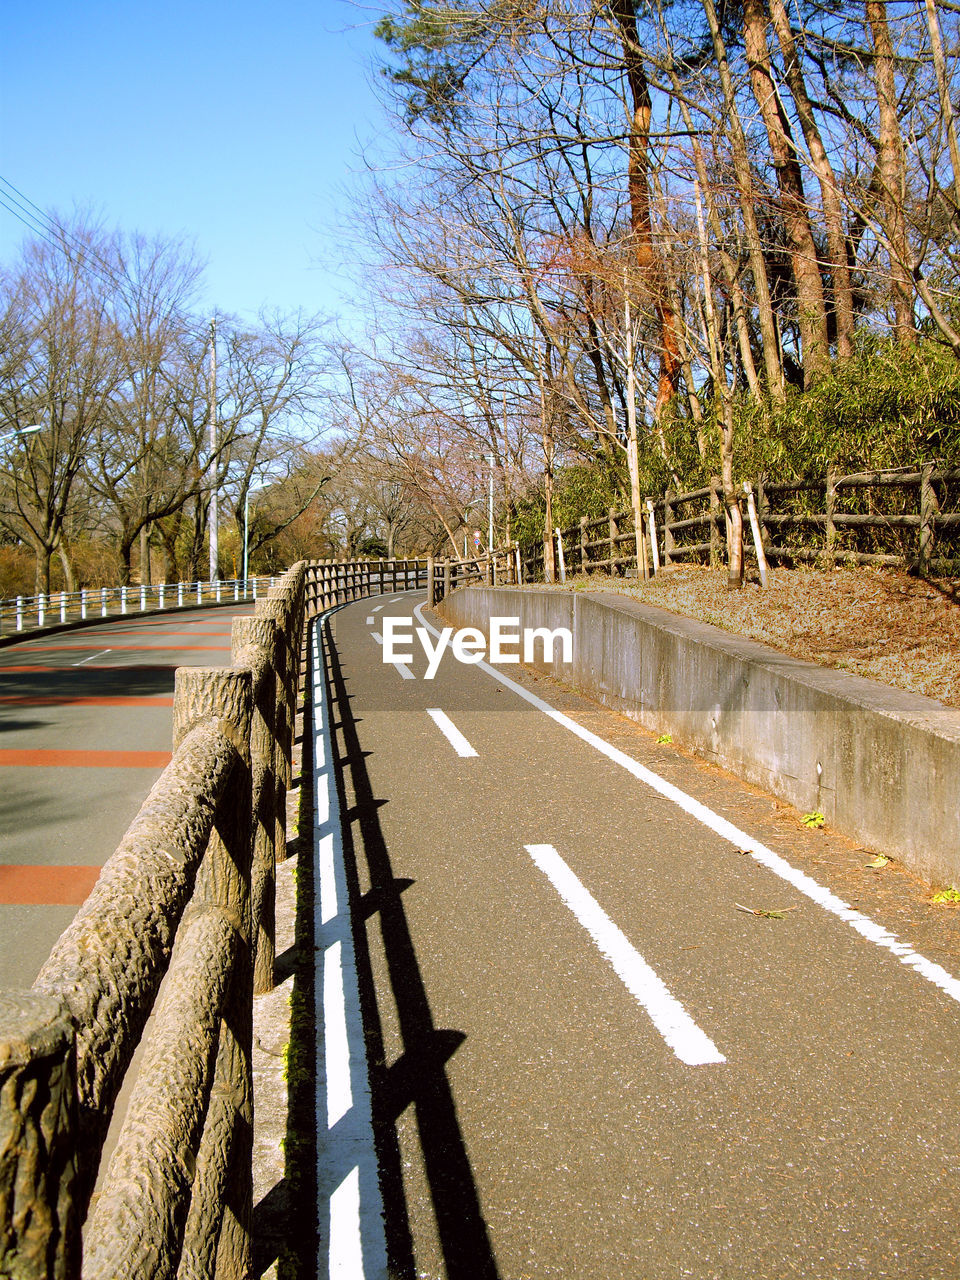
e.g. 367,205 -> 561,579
0,603 -> 254,988
313,591 -> 960,1280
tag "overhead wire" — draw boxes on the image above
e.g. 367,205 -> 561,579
0,174 -> 144,303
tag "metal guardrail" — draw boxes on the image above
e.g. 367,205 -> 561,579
0,576 -> 281,639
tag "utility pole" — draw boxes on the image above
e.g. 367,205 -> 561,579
242,493 -> 249,589
625,290 -> 650,579
502,393 -> 512,548
540,359 -> 556,583
208,316 -> 218,584
485,453 -> 495,552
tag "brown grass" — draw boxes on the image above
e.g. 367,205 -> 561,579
565,564 -> 960,709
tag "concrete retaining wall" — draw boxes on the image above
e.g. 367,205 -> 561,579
438,586 -> 960,886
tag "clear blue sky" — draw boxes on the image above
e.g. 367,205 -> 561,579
0,0 -> 387,325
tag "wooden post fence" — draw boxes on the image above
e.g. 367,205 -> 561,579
0,556 -> 430,1277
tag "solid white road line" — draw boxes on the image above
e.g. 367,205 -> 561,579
329,1168 -> 365,1279
312,616 -> 388,1280
526,844 -> 725,1067
73,649 -> 111,666
426,708 -> 479,758
323,940 -> 353,1128
413,602 -> 960,1011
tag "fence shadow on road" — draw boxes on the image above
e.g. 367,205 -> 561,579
252,697 -> 318,1280
325,631 -> 502,1280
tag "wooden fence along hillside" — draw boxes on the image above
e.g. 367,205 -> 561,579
504,462 -> 960,584
0,559 -> 425,1280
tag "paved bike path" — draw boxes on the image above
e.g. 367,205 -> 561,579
315,591 -> 960,1280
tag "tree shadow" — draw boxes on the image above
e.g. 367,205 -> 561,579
920,572 -> 960,605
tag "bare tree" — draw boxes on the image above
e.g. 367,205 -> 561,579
0,220 -> 120,592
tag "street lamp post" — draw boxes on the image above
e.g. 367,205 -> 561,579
0,424 -> 42,447
208,318 -> 218,585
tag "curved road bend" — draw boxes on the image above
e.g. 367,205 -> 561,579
314,591 -> 960,1280
0,604 -> 255,989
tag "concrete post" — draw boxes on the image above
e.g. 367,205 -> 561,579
172,667 -> 253,1280
233,616 -> 279,996
255,598 -> 293,866
0,992 -> 81,1280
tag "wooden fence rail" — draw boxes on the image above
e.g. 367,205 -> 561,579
507,462 -> 960,583
0,557 -> 426,1279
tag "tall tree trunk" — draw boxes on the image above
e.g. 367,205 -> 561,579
672,75 -> 765,403
157,516 -> 182,583
865,0 -> 914,344
722,424 -> 744,589
139,524 -> 151,586
611,0 -> 682,418
118,537 -> 135,587
581,283 -> 621,450
651,166 -> 706,438
767,0 -> 856,360
743,0 -> 830,383
31,542 -> 52,596
693,182 -> 744,587
923,0 -> 960,211
701,0 -> 786,403
57,540 -> 77,594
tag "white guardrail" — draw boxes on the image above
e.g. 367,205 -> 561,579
0,577 -> 281,639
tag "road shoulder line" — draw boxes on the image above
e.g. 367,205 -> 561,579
311,613 -> 388,1280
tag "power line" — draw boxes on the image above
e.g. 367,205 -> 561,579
0,193 -> 72,260
0,174 -> 141,303
0,175 -> 126,288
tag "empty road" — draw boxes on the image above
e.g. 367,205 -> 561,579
0,604 -> 254,988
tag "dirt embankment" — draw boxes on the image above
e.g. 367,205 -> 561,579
571,565 -> 960,709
